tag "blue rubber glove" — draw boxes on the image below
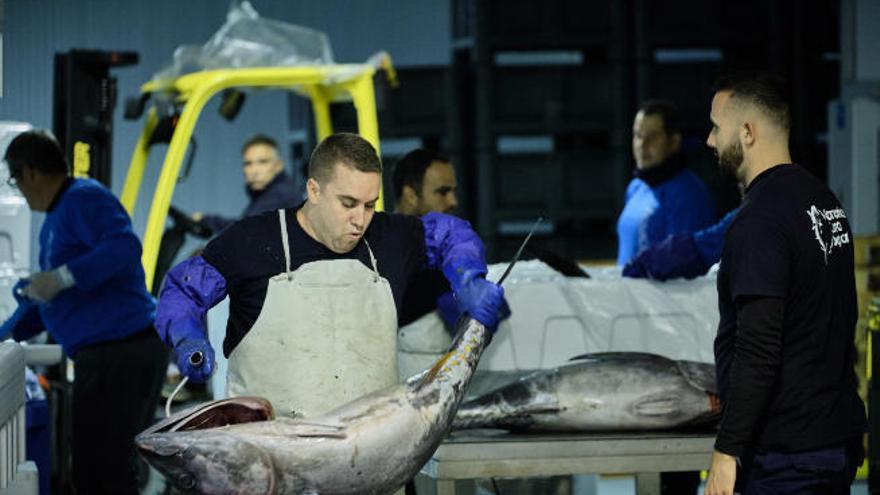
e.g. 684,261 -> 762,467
623,233 -> 708,281
452,270 -> 506,329
437,291 -> 512,334
1,280 -> 37,341
174,338 -> 215,384
13,279 -> 30,305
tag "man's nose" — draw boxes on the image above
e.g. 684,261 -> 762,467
351,206 -> 366,229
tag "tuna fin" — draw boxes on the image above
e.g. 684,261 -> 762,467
274,419 -> 348,439
568,352 -> 672,364
633,394 -> 681,416
421,349 -> 456,385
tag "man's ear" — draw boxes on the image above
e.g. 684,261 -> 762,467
306,177 -> 320,203
401,185 -> 419,210
741,120 -> 756,147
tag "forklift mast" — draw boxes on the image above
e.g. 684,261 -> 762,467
53,49 -> 138,186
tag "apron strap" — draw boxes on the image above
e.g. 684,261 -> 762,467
363,239 -> 380,282
278,209 -> 292,278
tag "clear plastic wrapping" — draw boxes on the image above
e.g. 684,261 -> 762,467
153,1 -> 334,82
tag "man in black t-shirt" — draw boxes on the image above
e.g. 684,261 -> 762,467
154,133 -> 507,420
704,73 -> 866,495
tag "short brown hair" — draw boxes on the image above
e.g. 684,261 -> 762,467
308,133 -> 382,184
637,100 -> 682,136
241,134 -> 278,155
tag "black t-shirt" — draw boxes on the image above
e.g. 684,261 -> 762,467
715,164 -> 866,453
398,269 -> 450,327
202,204 -> 427,356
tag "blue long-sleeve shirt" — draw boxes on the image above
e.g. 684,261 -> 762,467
155,206 -> 488,357
11,178 -> 155,356
617,168 -> 716,265
622,207 -> 741,281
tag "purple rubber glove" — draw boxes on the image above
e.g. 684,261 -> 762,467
174,338 -> 215,384
453,270 -> 506,329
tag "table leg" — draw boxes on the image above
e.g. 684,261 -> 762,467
635,472 -> 661,495
436,479 -> 457,495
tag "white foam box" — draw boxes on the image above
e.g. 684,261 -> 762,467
398,261 -> 719,379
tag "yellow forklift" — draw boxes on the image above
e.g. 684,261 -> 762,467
120,58 -> 397,292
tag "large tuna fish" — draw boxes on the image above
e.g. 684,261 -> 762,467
452,352 -> 721,432
136,317 -> 491,494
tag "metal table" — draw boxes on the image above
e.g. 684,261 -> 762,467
418,430 -> 716,495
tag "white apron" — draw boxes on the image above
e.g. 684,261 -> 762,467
227,209 -> 399,418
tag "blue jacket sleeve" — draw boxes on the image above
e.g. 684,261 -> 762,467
420,212 -> 487,291
623,207 -> 741,281
0,304 -> 44,342
62,188 -> 145,292
692,207 -> 740,266
622,233 -> 707,281
155,256 -> 228,347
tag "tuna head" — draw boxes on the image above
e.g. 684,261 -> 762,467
136,430 -> 276,494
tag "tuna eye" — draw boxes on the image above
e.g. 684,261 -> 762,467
178,473 -> 196,489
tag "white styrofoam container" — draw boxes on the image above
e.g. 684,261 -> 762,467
398,260 -> 719,380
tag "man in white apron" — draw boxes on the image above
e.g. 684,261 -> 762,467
155,133 -> 506,421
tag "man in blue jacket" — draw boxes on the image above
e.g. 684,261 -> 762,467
617,100 -> 716,266
193,133 -> 301,234
156,133 -> 506,419
0,130 -> 167,494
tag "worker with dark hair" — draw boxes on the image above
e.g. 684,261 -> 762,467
617,100 -> 716,266
0,129 -> 167,494
193,133 -> 301,233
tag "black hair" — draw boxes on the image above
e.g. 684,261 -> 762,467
391,148 -> 450,200
713,71 -> 791,131
4,130 -> 68,177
